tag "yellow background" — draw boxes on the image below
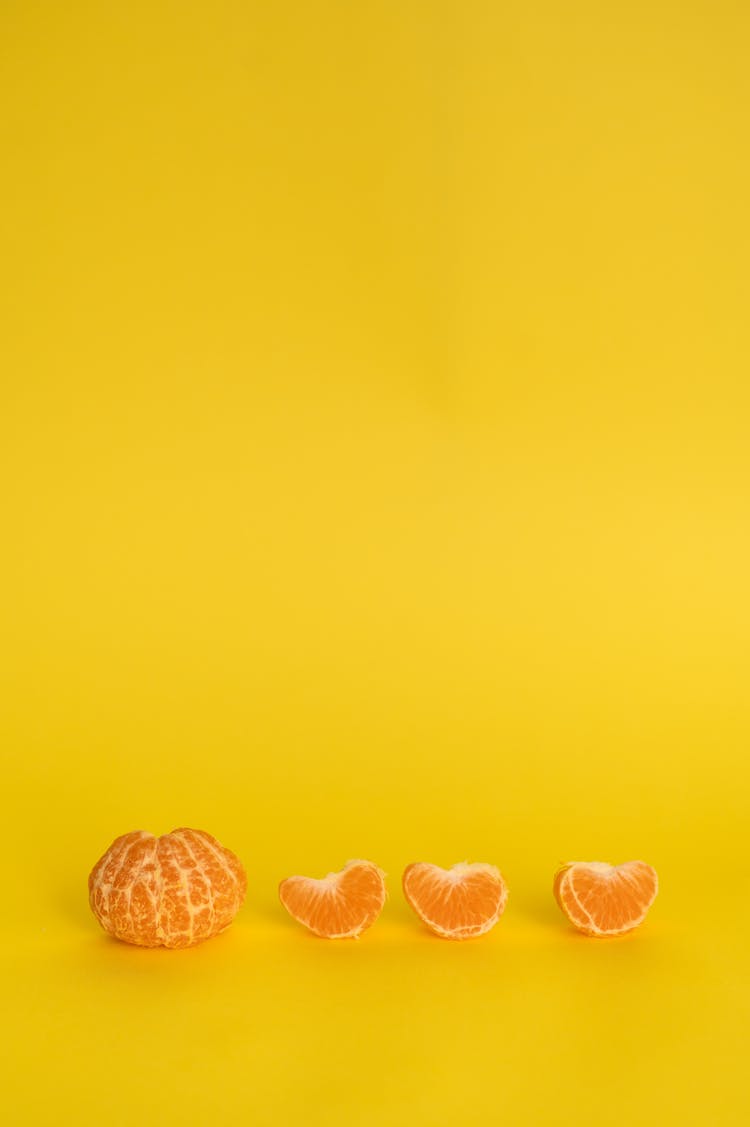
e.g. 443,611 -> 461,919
2,2 -> 749,1123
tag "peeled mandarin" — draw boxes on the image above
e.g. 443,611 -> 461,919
88,828 -> 247,948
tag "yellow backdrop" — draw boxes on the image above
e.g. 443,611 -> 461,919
2,2 -> 748,1124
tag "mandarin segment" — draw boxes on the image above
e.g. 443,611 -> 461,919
279,859 -> 386,938
553,860 -> 658,937
402,861 -> 508,939
88,828 -> 247,948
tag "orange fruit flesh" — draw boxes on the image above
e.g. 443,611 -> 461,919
279,860 -> 387,938
88,828 -> 247,949
402,861 -> 508,939
554,860 -> 658,936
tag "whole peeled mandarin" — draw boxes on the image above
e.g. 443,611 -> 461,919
88,828 -> 247,948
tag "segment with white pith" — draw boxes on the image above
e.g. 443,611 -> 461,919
279,860 -> 387,939
555,861 -> 658,936
403,862 -> 508,939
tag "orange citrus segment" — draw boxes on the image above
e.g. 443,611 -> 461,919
402,861 -> 508,939
88,828 -> 247,948
279,860 -> 387,938
553,860 -> 658,937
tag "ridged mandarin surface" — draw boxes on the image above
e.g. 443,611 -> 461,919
88,828 -> 247,948
553,860 -> 659,937
279,860 -> 387,938
402,862 -> 509,939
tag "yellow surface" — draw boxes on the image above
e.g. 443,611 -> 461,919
2,2 -> 749,1124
